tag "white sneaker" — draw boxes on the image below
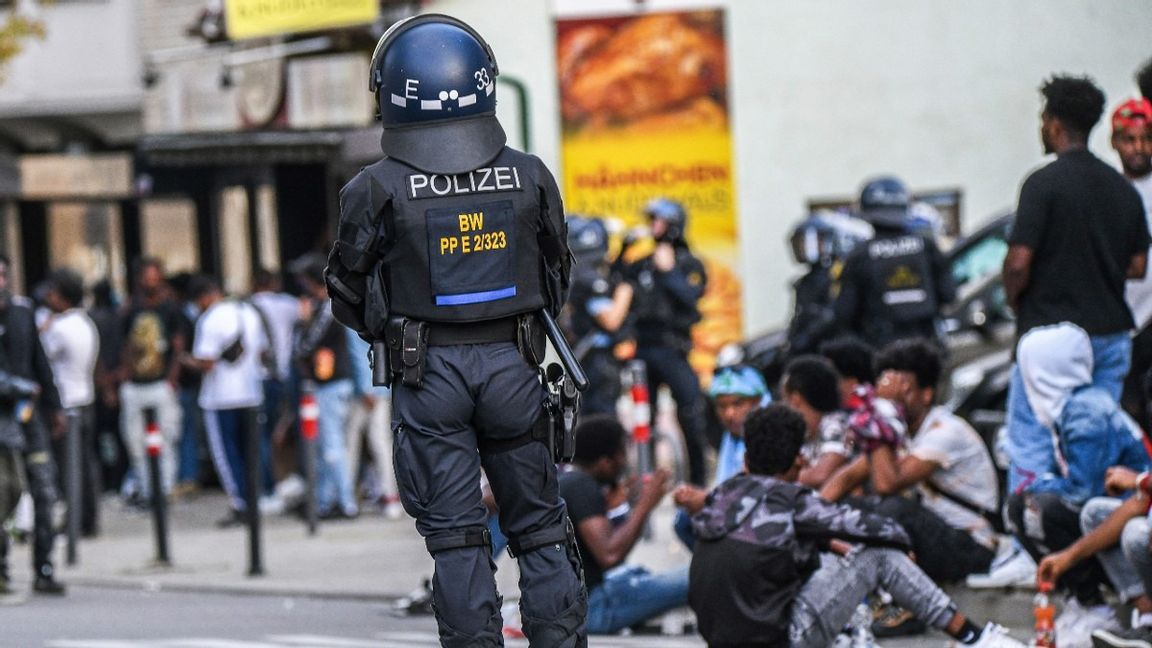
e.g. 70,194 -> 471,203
965,547 -> 1037,589
965,622 -> 1025,648
1057,598 -> 1122,648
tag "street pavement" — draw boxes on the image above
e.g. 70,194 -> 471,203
2,490 -> 1037,647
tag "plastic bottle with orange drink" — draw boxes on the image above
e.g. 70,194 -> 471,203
1031,580 -> 1056,647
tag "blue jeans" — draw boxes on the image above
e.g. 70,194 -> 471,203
1007,332 -> 1132,494
315,379 -> 356,514
1080,497 -> 1152,604
176,387 -> 202,484
587,564 -> 689,634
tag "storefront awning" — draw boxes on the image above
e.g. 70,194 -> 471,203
139,130 -> 350,167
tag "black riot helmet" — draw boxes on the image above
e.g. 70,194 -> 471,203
789,213 -> 838,267
644,197 -> 688,243
857,176 -> 910,229
567,215 -> 610,265
369,14 -> 507,174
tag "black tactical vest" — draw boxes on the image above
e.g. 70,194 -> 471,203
864,233 -> 938,324
356,148 -> 554,323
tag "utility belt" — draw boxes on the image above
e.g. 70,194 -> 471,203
377,314 -> 546,389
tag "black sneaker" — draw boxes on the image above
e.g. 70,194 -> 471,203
871,604 -> 927,638
390,578 -> 435,617
1093,625 -> 1152,648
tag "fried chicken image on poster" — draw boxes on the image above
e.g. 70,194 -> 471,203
557,11 -> 728,134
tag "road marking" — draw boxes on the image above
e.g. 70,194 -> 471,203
268,636 -> 393,647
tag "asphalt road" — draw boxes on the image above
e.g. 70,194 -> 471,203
3,585 -> 712,648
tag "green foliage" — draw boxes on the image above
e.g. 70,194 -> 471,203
0,6 -> 47,83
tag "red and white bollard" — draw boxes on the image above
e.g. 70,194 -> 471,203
299,384 -> 319,536
628,360 -> 653,475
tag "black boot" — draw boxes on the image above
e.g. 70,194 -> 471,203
33,562 -> 65,595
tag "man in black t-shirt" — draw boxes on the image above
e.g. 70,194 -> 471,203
1002,75 -> 1151,495
558,415 -> 687,635
118,257 -> 185,504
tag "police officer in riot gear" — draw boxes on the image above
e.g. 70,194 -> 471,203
324,15 -> 585,647
564,216 -> 633,416
833,176 -> 956,348
787,212 -> 842,356
623,198 -> 709,485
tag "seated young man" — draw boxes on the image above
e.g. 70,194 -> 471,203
559,415 -> 688,635
1037,465 -> 1152,648
688,404 -> 1024,648
1007,323 -> 1150,644
820,336 -> 877,406
779,355 -> 855,488
672,364 -> 769,550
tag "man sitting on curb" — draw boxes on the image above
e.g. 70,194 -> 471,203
688,404 -> 1024,648
559,415 -> 688,635
1037,463 -> 1152,648
779,355 -> 855,488
672,364 -> 770,550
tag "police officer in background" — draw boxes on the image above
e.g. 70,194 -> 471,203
834,177 -> 955,348
623,198 -> 709,485
564,216 -> 633,416
323,15 -> 585,647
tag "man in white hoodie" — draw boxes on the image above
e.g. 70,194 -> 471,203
1006,323 -> 1150,645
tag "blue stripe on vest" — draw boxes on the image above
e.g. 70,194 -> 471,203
435,286 -> 517,306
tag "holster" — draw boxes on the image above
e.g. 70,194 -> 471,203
385,318 -> 428,389
516,313 -> 547,366
536,364 -> 581,464
370,340 -> 391,388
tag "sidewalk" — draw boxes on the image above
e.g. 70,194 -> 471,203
7,489 -> 1035,644
7,490 -> 688,602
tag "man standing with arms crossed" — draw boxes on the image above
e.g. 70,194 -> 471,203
1002,75 -> 1150,497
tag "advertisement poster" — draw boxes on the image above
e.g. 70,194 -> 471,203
556,8 -> 741,375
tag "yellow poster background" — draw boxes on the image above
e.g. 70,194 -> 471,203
224,0 -> 378,40
556,10 -> 741,376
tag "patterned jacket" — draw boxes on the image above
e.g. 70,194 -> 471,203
689,473 -> 910,646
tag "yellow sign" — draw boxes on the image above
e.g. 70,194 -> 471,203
556,9 -> 741,376
224,0 -> 378,40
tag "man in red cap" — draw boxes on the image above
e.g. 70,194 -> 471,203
1114,98 -> 1152,427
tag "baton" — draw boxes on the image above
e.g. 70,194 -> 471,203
537,309 -> 589,392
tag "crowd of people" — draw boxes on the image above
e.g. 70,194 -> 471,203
0,251 -> 406,596
2,31 -> 1152,647
551,69 -> 1152,648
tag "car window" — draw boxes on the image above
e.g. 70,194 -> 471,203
951,236 -> 1008,288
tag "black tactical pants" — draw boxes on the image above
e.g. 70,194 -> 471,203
636,345 -> 708,485
1007,491 -> 1109,605
579,349 -> 621,417
393,342 -> 586,648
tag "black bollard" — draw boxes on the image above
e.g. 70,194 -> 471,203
245,406 -> 264,576
144,407 -> 170,566
64,410 -> 81,566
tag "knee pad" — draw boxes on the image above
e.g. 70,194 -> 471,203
508,519 -> 586,587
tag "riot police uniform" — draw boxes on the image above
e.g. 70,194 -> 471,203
623,198 -> 709,485
834,177 -> 955,348
323,15 -> 585,648
564,217 -> 629,416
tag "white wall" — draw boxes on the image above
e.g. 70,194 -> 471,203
0,0 -> 142,116
383,0 -> 1152,334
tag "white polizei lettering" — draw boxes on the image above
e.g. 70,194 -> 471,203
457,93 -> 477,107
494,166 -> 513,190
869,237 -> 923,259
451,174 -> 471,194
409,174 -> 429,197
475,167 -> 494,191
883,289 -> 928,305
404,78 -> 419,100
512,166 -> 521,188
420,100 -> 443,111
390,94 -> 407,107
429,174 -> 452,195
